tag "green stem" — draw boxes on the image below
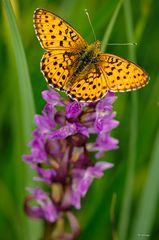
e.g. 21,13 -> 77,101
118,1 -> 138,239
101,0 -> 124,51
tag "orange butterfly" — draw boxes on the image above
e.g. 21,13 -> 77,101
34,8 -> 149,102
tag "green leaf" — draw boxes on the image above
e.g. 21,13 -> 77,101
2,0 -> 35,144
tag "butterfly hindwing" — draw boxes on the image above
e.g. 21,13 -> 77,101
68,66 -> 108,101
41,49 -> 79,90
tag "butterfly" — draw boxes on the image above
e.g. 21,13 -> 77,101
33,8 -> 149,102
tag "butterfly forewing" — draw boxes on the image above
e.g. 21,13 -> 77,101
34,8 -> 87,50
100,54 -> 149,92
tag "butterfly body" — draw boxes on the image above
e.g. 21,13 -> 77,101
66,41 -> 101,86
34,8 -> 149,102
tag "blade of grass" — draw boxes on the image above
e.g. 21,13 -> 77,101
130,123 -> 159,238
0,181 -> 22,239
134,0 -> 152,43
118,1 -> 138,239
2,0 -> 42,239
2,0 -> 35,143
101,0 -> 124,52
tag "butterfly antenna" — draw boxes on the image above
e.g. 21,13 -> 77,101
85,9 -> 96,42
107,42 -> 137,46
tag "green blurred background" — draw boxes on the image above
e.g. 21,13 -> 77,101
1,0 -> 159,239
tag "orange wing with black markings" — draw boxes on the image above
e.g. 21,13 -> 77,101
100,53 -> 149,92
68,66 -> 108,101
41,49 -> 78,90
33,8 -> 87,50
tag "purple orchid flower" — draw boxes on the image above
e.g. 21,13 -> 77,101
23,88 -> 119,239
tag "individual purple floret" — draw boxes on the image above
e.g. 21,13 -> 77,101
23,88 -> 119,239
